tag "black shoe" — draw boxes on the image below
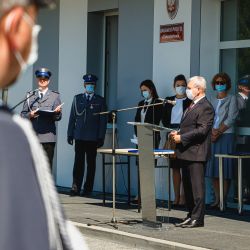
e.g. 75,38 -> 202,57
174,217 -> 191,227
181,219 -> 204,228
80,190 -> 91,197
69,190 -> 80,197
209,202 -> 219,210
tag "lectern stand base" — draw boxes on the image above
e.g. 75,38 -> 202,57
143,220 -> 162,229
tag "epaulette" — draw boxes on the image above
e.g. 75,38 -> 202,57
51,90 -> 60,94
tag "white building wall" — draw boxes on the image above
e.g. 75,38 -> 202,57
7,68 -> 33,114
56,0 -> 88,187
153,0 -> 192,200
153,0 -> 192,97
200,0 -> 220,94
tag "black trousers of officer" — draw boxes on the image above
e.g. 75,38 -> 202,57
41,142 -> 55,170
73,140 -> 97,193
181,160 -> 206,223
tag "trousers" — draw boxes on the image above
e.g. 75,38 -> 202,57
72,140 -> 97,192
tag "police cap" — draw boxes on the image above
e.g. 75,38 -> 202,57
35,68 -> 52,79
238,75 -> 250,88
83,74 -> 98,84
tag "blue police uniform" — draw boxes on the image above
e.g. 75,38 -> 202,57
67,74 -> 107,196
236,75 -> 250,201
21,68 -> 62,169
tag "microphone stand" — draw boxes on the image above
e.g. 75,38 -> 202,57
10,91 -> 37,111
90,99 -> 173,229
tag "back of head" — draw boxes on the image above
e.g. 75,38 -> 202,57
0,0 -> 56,18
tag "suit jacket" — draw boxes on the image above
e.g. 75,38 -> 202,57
175,97 -> 214,162
236,94 -> 250,128
134,98 -> 162,125
21,89 -> 62,143
162,95 -> 192,127
67,93 -> 107,141
237,93 -> 247,111
209,94 -> 238,133
0,106 -> 50,250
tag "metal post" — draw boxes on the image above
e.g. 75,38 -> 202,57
128,156 -> 131,205
111,112 -> 117,223
238,158 -> 243,214
219,157 -> 224,211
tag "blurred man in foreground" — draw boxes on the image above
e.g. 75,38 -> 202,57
0,1 -> 87,249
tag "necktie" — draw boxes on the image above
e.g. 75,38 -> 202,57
86,95 -> 90,102
184,102 -> 194,117
40,93 -> 43,99
143,101 -> 148,112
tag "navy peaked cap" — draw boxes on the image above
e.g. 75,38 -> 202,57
83,74 -> 98,83
35,68 -> 52,79
238,75 -> 250,87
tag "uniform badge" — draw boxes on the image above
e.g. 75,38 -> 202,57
166,0 -> 179,20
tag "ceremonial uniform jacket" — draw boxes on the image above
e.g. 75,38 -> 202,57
21,89 -> 62,143
67,93 -> 107,141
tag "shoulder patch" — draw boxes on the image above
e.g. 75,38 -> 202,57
51,90 -> 60,94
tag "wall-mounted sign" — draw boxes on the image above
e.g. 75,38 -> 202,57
167,0 -> 179,20
160,23 -> 184,43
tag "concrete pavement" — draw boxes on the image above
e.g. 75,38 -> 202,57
60,193 -> 250,250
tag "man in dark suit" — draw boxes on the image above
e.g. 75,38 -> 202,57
68,74 -> 107,196
170,76 -> 214,228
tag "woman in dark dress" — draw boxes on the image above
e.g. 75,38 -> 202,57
132,79 -> 162,204
134,79 -> 163,148
162,74 -> 192,205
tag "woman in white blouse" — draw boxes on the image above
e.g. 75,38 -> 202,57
162,74 -> 192,206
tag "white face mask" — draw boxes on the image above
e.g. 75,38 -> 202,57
175,86 -> 186,96
186,88 -> 198,100
6,13 -> 41,74
14,25 -> 41,73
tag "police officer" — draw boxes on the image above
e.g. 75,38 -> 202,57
21,67 -> 62,169
236,75 -> 250,203
0,1 -> 83,249
68,74 -> 107,196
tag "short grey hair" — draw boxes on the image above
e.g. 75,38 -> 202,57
188,76 -> 207,91
0,0 -> 56,18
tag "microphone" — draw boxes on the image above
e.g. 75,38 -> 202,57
29,88 -> 39,95
158,98 -> 176,106
10,89 -> 39,111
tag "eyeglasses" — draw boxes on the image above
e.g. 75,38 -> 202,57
215,81 -> 226,85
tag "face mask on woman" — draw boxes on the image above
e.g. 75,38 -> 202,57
142,90 -> 150,99
215,84 -> 227,92
175,86 -> 186,95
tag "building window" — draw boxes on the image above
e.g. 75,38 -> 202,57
221,0 -> 250,41
220,0 -> 250,83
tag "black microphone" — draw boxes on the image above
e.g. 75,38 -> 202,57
11,89 -> 39,111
